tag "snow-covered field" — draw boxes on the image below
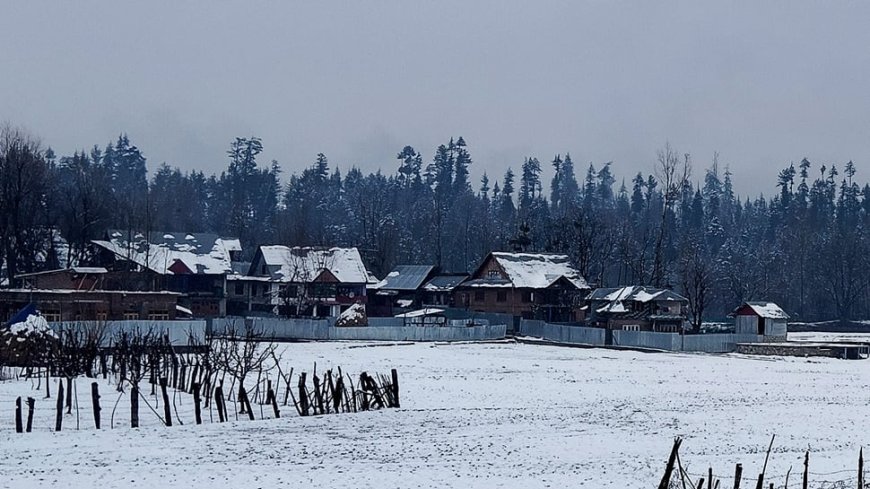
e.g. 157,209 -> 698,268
1,341 -> 868,488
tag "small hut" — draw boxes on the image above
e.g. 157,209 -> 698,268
730,302 -> 789,340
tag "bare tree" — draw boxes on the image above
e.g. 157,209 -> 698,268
652,143 -> 691,287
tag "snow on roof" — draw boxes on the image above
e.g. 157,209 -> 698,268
395,308 -> 445,318
92,231 -> 237,275
739,302 -> 790,320
373,265 -> 434,291
589,286 -> 688,303
423,275 -> 468,291
256,246 -> 373,284
176,304 -> 193,316
597,301 -> 628,314
489,252 -> 589,289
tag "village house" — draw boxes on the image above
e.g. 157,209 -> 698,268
420,274 -> 468,308
230,245 -> 377,318
730,301 -> 789,340
455,252 -> 589,322
90,231 -> 239,317
585,286 -> 689,332
0,288 -> 180,323
367,265 -> 437,317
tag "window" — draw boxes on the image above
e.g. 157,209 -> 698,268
123,312 -> 139,320
96,312 -> 108,321
622,324 -> 641,331
42,310 -> 61,322
474,290 -> 485,302
148,312 -> 170,321
234,283 -> 244,295
521,291 -> 533,303
496,290 -> 507,303
487,270 -> 501,279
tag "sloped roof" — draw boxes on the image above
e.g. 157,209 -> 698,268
255,246 -> 374,284
589,286 -> 688,314
588,286 -> 687,303
423,275 -> 469,292
736,302 -> 790,320
485,252 -> 589,289
92,231 -> 237,275
373,265 -> 435,291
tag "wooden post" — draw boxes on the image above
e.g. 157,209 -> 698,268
91,382 -> 101,429
65,377 -> 73,414
215,385 -> 225,422
266,381 -> 280,418
802,451 -> 808,489
55,381 -> 64,432
239,387 -> 254,421
708,468 -> 713,489
313,374 -> 324,415
298,373 -> 309,416
733,463 -> 742,489
25,397 -> 34,433
131,384 -> 140,428
859,447 -> 864,489
15,397 -> 23,433
391,368 -> 400,408
657,438 -> 682,489
159,378 -> 172,426
192,382 -> 202,424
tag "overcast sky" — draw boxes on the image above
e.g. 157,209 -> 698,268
2,2 -> 869,197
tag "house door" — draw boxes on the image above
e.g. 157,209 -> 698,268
757,317 -> 765,335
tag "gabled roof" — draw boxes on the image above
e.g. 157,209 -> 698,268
253,246 -> 375,284
732,302 -> 790,320
423,275 -> 469,292
587,286 -> 687,303
588,286 -> 688,314
469,252 -> 588,289
373,265 -> 435,291
92,231 -> 237,275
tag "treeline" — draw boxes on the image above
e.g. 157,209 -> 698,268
1,123 -> 869,322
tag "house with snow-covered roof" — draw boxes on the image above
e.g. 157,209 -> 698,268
232,245 -> 377,317
367,265 -> 438,316
455,252 -> 589,322
730,301 -> 788,340
90,230 -> 239,317
586,286 -> 688,332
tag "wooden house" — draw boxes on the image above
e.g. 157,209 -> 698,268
90,231 -> 238,317
455,252 -> 589,321
367,265 -> 437,317
420,274 -> 468,308
586,286 -> 688,332
0,288 -> 180,323
232,246 -> 377,318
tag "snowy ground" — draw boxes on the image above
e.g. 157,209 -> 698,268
1,341 -> 869,488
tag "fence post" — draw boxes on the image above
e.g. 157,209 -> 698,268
91,382 -> 101,429
391,368 -> 400,408
159,378 -> 172,427
55,382 -> 64,432
15,397 -> 23,433
192,382 -> 202,424
24,397 -> 34,433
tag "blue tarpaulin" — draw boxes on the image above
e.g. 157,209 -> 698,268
6,303 -> 37,327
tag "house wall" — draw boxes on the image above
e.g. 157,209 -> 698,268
0,291 -> 179,322
22,271 -> 103,290
735,315 -> 759,334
